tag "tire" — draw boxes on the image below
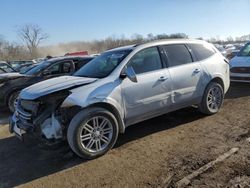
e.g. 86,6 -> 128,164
8,91 -> 20,113
67,107 -> 119,159
198,82 -> 224,115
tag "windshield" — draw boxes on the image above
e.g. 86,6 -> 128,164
11,62 -> 22,69
0,63 -> 15,73
74,49 -> 132,78
238,43 -> 250,57
25,61 -> 49,75
0,68 -> 5,73
19,64 -> 38,74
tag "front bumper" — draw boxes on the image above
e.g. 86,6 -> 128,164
9,111 -> 65,148
230,72 -> 250,83
9,114 -> 26,141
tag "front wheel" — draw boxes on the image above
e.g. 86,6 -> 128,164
8,91 -> 20,113
198,82 -> 224,115
67,107 -> 119,159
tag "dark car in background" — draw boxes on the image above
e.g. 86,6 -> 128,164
0,56 -> 94,112
19,64 -> 39,74
8,60 -> 36,72
0,61 -> 16,74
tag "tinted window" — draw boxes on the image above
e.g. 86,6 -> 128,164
163,44 -> 192,67
48,61 -> 72,75
49,64 -> 60,74
62,62 -> 71,73
188,43 -> 215,61
128,47 -> 162,74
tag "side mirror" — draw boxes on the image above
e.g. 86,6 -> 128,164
124,66 -> 137,83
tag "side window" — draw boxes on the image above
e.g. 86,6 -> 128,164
48,64 -> 60,74
47,61 -> 72,75
61,62 -> 71,73
163,44 -> 192,67
188,43 -> 215,61
128,47 -> 162,74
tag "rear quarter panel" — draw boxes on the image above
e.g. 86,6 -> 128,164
199,53 -> 230,93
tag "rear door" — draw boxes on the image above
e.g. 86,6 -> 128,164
161,44 -> 204,108
121,46 -> 172,125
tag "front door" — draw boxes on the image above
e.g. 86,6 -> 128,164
121,47 -> 172,125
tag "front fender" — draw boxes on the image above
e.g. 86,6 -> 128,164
61,80 -> 126,133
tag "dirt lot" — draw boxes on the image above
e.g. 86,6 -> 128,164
0,83 -> 249,188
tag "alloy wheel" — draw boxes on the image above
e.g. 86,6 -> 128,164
207,86 -> 223,112
79,116 -> 113,153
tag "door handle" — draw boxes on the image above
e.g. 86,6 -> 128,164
193,68 -> 200,73
158,76 -> 168,81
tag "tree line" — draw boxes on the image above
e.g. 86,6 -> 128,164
0,24 -> 249,61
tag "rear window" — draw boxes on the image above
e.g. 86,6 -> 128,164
162,44 -> 193,67
188,43 -> 215,61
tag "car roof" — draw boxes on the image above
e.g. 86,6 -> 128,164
46,55 -> 94,63
106,39 -> 210,53
8,60 -> 34,63
106,44 -> 137,52
137,39 -> 209,48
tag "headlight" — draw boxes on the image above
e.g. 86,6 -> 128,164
0,83 -> 4,87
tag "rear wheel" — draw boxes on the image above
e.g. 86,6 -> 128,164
67,107 -> 119,159
198,82 -> 224,115
8,91 -> 20,113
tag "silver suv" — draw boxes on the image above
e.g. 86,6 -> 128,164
10,39 -> 230,159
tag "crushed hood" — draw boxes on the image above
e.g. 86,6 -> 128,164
20,76 -> 97,100
230,56 -> 250,67
0,72 -> 25,83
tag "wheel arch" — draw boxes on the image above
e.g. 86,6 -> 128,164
199,76 -> 225,106
210,77 -> 224,91
4,87 -> 22,106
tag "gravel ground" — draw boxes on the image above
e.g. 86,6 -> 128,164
0,82 -> 249,188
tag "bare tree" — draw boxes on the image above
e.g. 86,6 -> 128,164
17,24 -> 48,58
226,36 -> 234,42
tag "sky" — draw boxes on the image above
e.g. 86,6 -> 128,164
1,0 -> 250,45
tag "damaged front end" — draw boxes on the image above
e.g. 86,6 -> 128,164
9,90 -> 75,146
9,76 -> 97,147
